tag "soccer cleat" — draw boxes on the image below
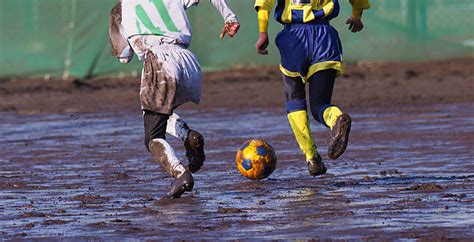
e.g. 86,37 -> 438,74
167,170 -> 194,198
307,153 -> 327,176
327,114 -> 352,160
184,130 -> 205,173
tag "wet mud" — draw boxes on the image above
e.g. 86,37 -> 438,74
1,59 -> 473,239
1,103 -> 473,239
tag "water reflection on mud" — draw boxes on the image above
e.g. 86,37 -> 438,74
0,103 -> 473,239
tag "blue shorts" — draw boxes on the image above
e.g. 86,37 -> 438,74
275,21 -> 344,82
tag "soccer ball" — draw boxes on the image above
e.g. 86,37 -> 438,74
236,139 -> 277,180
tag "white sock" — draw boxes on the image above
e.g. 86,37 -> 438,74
166,113 -> 190,142
152,138 -> 186,177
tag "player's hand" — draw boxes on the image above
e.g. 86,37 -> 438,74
220,21 -> 240,39
117,55 -> 133,64
346,17 -> 364,33
255,32 -> 269,55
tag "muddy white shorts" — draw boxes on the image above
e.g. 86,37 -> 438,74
129,36 -> 202,114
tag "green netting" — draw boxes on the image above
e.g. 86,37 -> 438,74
0,0 -> 473,79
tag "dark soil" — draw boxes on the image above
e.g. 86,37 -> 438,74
0,58 -> 472,114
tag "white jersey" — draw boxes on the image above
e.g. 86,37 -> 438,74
121,0 -> 237,47
109,0 -> 238,111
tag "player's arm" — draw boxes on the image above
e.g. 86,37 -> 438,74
109,1 -> 133,63
255,0 -> 274,55
208,0 -> 240,39
346,0 -> 371,33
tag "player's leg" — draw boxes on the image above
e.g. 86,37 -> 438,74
166,113 -> 205,173
283,74 -> 326,176
308,69 -> 352,160
274,25 -> 325,175
141,49 -> 194,198
163,44 -> 206,174
144,110 -> 194,198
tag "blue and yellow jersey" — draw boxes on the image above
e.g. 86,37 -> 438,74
255,0 -> 370,81
255,0 -> 370,25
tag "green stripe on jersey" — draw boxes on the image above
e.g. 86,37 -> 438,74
135,4 -> 164,35
150,0 -> 179,32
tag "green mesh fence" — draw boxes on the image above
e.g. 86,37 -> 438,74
0,0 -> 473,79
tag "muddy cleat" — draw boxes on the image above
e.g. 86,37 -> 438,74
327,114 -> 352,160
307,153 -> 327,176
167,170 -> 194,198
184,130 -> 205,173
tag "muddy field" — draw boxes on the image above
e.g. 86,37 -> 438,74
0,59 -> 473,239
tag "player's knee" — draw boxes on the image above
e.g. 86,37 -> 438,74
283,75 -> 305,102
286,99 -> 307,113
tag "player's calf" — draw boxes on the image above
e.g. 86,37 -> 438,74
165,114 -> 205,173
149,138 -> 194,198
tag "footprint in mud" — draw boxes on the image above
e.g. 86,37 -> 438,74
73,194 -> 112,204
111,172 -> 130,180
442,193 -> 467,199
154,197 -> 174,206
20,212 -> 51,218
24,222 -> 36,230
110,219 -> 132,224
88,221 -> 108,227
379,169 -> 401,176
404,183 -> 444,191
42,220 -> 73,226
217,207 -> 245,214
154,196 -> 194,206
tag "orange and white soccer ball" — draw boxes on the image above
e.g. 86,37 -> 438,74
235,139 -> 277,180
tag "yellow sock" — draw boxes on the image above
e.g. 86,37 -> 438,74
288,110 -> 318,161
323,106 -> 343,129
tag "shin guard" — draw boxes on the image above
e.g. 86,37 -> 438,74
288,110 -> 318,161
149,138 -> 186,178
166,113 -> 190,142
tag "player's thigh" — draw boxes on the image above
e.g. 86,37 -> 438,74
308,69 -> 337,104
176,48 -> 201,83
275,28 -> 307,75
283,75 -> 306,102
170,48 -> 202,106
